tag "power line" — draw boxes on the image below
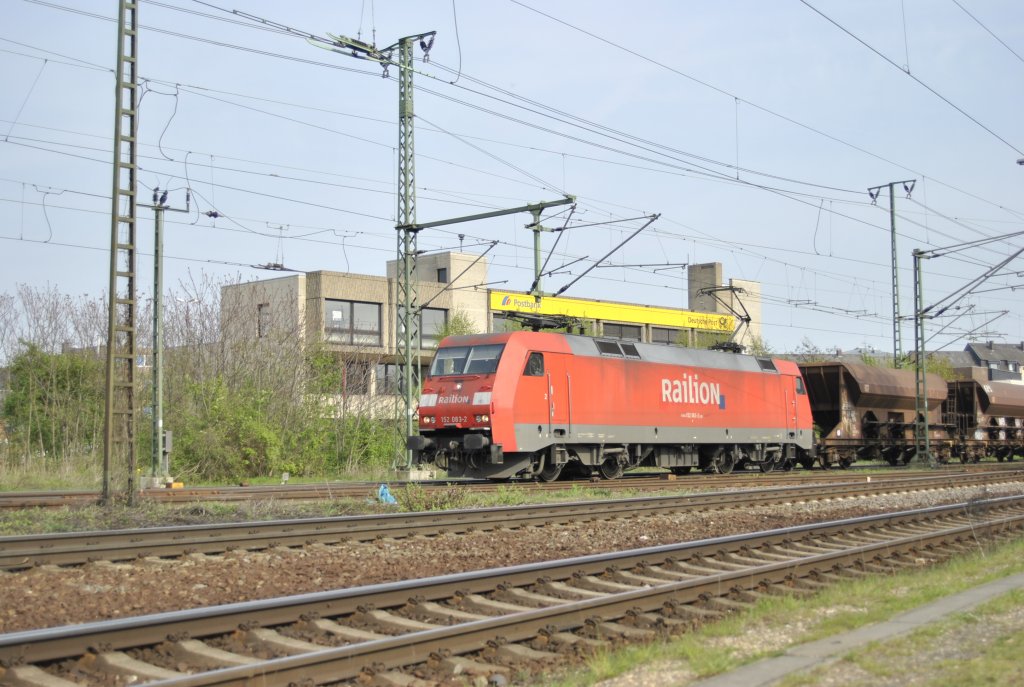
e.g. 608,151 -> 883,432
799,0 -> 1024,156
951,0 -> 1024,66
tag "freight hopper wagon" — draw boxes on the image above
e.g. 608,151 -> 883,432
798,361 -> 950,467
409,331 -> 815,480
945,375 -> 1024,462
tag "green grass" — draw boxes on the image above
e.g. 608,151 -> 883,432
780,589 -> 1024,687
541,537 -> 1024,687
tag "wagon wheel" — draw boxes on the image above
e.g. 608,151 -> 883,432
537,458 -> 563,482
599,458 -> 624,480
838,455 -> 853,469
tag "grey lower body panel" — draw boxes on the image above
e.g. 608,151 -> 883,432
512,422 -> 813,454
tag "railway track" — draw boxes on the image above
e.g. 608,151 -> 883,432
0,463 -> 1015,510
2,471 -> 1022,571
1,495 -> 1021,686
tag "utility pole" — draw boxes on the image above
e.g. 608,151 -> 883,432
911,248 -> 931,466
315,30 -> 436,469
142,189 -> 188,485
868,179 -> 915,368
103,0 -> 139,505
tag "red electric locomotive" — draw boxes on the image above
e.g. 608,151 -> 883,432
407,331 -> 815,480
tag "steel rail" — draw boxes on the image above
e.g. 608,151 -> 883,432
1,472 -> 1021,571
1,496 -> 1021,685
0,464 -> 1013,509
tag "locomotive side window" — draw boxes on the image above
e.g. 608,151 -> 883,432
524,352 -> 545,376
795,377 -> 807,395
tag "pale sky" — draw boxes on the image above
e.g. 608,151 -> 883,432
2,0 -> 1022,354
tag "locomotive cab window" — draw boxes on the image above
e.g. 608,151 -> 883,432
795,377 -> 806,395
429,344 -> 505,377
523,352 -> 545,377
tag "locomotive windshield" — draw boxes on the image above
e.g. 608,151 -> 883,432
429,344 -> 505,376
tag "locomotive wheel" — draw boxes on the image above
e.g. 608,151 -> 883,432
710,449 -> 735,474
758,459 -> 776,473
599,458 -> 624,480
537,459 -> 563,482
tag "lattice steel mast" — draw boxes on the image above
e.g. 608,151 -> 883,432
103,0 -> 140,503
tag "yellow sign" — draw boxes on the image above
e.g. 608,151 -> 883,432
489,290 -> 734,332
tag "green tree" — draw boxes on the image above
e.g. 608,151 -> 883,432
746,334 -> 774,356
434,307 -> 478,340
1,343 -> 104,461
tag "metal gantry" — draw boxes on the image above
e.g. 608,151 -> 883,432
911,229 -> 1024,466
102,0 -> 140,504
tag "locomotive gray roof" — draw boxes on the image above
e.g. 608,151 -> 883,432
562,334 -> 772,373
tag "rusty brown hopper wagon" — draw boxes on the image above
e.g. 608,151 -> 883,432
797,361 -> 949,467
945,375 -> 1024,462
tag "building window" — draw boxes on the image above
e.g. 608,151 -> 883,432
376,363 -> 400,395
492,314 -> 518,332
436,267 -> 448,283
375,363 -> 429,395
651,327 -> 679,345
342,360 -> 371,394
324,299 -> 382,346
421,307 -> 447,348
257,303 -> 270,338
603,323 -> 642,341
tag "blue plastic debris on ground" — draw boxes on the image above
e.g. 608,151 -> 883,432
377,483 -> 397,505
